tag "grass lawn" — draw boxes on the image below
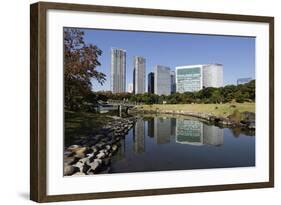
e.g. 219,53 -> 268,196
136,103 -> 255,118
64,110 -> 113,141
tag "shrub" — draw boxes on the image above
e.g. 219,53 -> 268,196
228,109 -> 241,123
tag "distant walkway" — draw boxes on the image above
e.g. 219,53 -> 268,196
96,100 -> 142,116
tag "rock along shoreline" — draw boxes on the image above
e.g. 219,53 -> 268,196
129,108 -> 255,130
64,116 -> 137,176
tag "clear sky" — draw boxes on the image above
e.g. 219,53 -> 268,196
81,28 -> 255,92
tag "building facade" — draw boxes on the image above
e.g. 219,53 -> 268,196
127,83 -> 133,93
148,72 -> 154,94
176,65 -> 203,93
154,65 -> 171,95
133,56 -> 146,94
170,71 -> 176,94
176,64 -> 223,93
111,48 -> 126,93
237,77 -> 252,85
202,64 -> 223,88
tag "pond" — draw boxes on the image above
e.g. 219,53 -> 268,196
108,115 -> 255,173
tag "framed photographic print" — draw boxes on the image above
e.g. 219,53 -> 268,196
30,1 -> 274,202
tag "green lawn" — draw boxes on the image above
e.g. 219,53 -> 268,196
64,110 -> 113,144
136,103 -> 255,118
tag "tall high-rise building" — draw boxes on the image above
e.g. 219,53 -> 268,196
237,77 -> 252,85
127,83 -> 134,93
170,71 -> 176,94
148,72 -> 154,93
133,56 -> 146,94
176,64 -> 223,93
203,64 -> 223,88
111,48 -> 126,93
154,65 -> 171,95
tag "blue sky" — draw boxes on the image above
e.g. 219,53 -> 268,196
81,28 -> 255,92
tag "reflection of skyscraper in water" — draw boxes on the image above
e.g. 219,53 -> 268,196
203,125 -> 224,146
175,119 -> 224,146
170,118 -> 176,140
147,118 -> 154,138
176,119 -> 204,145
154,118 -> 171,144
133,119 -> 145,154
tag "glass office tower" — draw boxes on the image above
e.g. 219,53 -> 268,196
176,65 -> 203,93
176,64 -> 223,93
154,65 -> 171,95
148,72 -> 154,93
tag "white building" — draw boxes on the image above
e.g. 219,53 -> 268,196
203,64 -> 223,88
111,48 -> 126,93
127,83 -> 134,93
133,56 -> 146,94
154,65 -> 171,95
176,64 -> 223,93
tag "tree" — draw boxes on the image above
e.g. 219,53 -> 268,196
91,80 -> 255,105
210,89 -> 223,103
64,28 -> 106,110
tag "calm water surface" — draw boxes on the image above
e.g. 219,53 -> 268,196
109,115 -> 255,173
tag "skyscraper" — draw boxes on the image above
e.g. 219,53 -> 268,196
148,72 -> 154,94
133,56 -> 146,94
176,64 -> 223,93
127,83 -> 133,93
111,48 -> 126,93
154,65 -> 171,95
170,71 -> 176,94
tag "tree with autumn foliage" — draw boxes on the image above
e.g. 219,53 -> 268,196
64,28 -> 106,110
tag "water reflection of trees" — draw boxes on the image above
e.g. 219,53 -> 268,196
230,127 -> 255,138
